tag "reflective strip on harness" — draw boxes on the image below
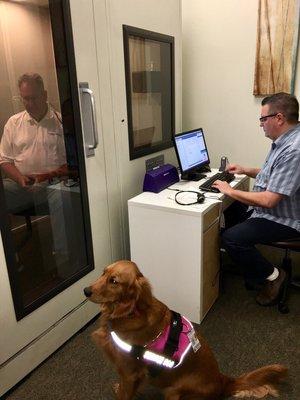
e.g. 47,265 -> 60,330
110,331 -> 175,368
110,314 -> 196,369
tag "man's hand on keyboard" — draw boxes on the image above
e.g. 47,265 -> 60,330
212,180 -> 234,195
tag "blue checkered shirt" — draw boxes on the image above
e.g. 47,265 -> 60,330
249,124 -> 300,232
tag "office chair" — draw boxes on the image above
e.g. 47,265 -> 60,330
12,204 -> 49,254
12,204 -> 50,274
269,237 -> 300,314
14,207 -> 35,233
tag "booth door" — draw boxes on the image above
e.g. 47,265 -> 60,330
0,0 -> 111,393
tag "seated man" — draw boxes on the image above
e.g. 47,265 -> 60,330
213,92 -> 300,306
0,73 -> 68,256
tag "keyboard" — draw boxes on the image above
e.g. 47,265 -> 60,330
199,171 -> 235,193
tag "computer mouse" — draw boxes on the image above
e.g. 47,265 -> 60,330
210,187 -> 220,193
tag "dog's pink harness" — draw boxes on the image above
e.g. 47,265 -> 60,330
110,313 -> 201,370
146,315 -> 194,365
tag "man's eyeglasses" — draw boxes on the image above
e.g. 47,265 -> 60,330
259,113 -> 278,123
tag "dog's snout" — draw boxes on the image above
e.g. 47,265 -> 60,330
84,287 -> 92,298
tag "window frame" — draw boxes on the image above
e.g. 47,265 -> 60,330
123,25 -> 175,160
0,0 -> 94,320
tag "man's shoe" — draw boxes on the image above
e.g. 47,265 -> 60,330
256,269 -> 286,306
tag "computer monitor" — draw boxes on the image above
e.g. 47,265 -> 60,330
173,128 -> 210,181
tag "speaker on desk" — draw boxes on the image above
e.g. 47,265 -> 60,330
219,156 -> 229,172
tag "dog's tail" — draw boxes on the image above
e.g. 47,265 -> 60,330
221,364 -> 288,398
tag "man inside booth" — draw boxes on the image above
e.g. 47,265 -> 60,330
0,73 -> 69,259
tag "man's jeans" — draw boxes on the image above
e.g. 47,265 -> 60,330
222,202 -> 299,284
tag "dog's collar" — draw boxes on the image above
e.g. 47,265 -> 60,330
109,312 -> 200,370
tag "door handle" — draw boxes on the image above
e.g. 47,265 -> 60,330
79,83 -> 99,157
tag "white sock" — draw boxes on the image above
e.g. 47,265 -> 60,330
267,267 -> 279,281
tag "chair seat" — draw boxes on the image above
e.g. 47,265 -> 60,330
12,204 -> 49,236
14,204 -> 49,217
270,238 -> 300,251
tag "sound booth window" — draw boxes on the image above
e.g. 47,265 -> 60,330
123,25 -> 175,160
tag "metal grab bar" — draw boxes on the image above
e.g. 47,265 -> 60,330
79,83 -> 99,157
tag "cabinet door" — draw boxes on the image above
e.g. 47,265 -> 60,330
0,0 -> 111,394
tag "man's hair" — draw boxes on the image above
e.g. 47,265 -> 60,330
18,73 -> 45,92
261,92 -> 299,123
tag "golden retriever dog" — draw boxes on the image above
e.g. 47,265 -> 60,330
84,260 -> 287,400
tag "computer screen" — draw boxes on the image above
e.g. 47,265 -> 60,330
173,128 -> 210,180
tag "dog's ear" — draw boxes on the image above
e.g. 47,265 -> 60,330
134,275 -> 153,309
109,275 -> 152,318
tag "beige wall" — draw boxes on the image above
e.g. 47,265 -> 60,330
0,0 -> 60,136
98,0 -> 182,257
182,0 -> 300,170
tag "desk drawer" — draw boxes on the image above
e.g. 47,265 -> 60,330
203,205 -> 219,232
202,222 -> 220,319
222,177 -> 250,210
237,178 -> 250,192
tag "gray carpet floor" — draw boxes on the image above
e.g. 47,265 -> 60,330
5,273 -> 300,400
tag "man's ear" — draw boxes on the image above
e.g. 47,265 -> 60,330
277,112 -> 285,125
43,90 -> 48,102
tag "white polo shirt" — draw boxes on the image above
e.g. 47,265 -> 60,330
0,107 -> 66,175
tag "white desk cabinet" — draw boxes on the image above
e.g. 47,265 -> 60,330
128,172 -> 249,323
